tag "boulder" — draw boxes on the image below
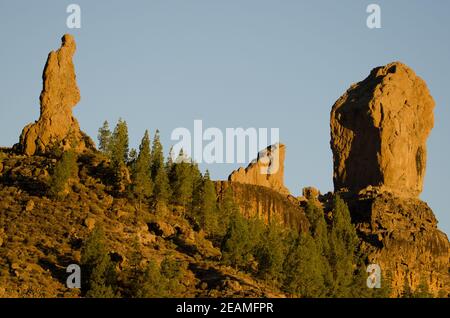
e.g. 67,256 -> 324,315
330,62 -> 435,197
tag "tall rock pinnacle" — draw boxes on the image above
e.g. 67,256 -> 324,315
18,34 -> 94,156
330,62 -> 435,197
228,143 -> 290,195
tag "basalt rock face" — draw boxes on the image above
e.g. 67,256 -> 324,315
228,143 -> 289,195
346,193 -> 449,296
330,62 -> 435,198
215,181 -> 309,233
18,34 -> 94,156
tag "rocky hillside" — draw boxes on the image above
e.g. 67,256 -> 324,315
0,34 -> 448,298
0,150 -> 284,297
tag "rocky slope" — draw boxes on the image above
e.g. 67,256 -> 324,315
0,150 -> 284,298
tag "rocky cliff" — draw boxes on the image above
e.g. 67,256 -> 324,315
17,34 -> 94,156
215,181 -> 309,233
228,143 -> 289,195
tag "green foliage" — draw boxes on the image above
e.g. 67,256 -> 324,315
152,166 -> 171,215
98,120 -> 112,156
221,212 -> 256,269
48,151 -> 78,199
412,277 -> 433,298
254,221 -> 285,283
327,195 -> 359,297
81,226 -> 118,298
169,150 -> 197,209
283,232 -> 326,297
151,129 -> 164,180
131,130 -> 153,206
191,170 -> 219,234
110,119 -> 129,166
127,247 -> 186,298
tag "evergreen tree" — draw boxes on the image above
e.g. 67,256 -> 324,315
136,260 -> 168,297
48,151 -> 78,199
305,201 -> 332,290
98,120 -> 112,156
152,166 -> 171,215
131,130 -> 153,208
150,130 -> 171,214
328,195 -> 359,297
170,149 -> 194,209
80,226 -> 118,298
151,129 -> 164,180
215,187 -> 239,239
197,171 -> 219,234
221,212 -> 253,269
283,232 -> 326,297
254,221 -> 285,283
111,118 -> 129,166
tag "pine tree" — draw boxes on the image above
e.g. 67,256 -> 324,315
151,129 -> 164,180
216,187 -> 239,239
199,171 -> 219,233
98,121 -> 112,156
328,195 -> 359,297
111,118 -> 129,166
81,226 -> 118,298
283,232 -> 326,297
48,151 -> 78,199
152,166 -> 171,216
150,130 -> 171,215
170,149 -> 194,209
254,221 -> 285,283
221,212 -> 253,269
131,130 -> 153,209
136,260 -> 168,297
305,202 -> 332,290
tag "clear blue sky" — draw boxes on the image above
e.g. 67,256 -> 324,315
0,1 -> 449,235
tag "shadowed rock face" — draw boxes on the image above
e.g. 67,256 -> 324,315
347,194 -> 449,296
228,143 -> 289,195
18,34 -> 94,156
330,62 -> 435,198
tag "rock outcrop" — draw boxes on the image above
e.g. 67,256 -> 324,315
18,34 -> 94,156
215,181 -> 309,233
346,193 -> 449,296
330,62 -> 435,198
228,143 -> 289,195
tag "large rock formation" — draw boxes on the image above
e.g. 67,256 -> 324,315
228,143 -> 290,195
18,34 -> 94,156
330,62 -> 435,197
331,62 -> 448,296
